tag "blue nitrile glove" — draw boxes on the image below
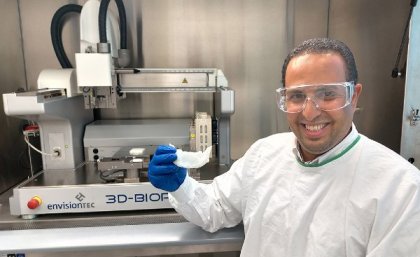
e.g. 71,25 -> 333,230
148,145 -> 187,192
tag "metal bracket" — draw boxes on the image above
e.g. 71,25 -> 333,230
410,107 -> 420,126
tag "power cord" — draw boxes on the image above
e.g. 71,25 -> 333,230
22,125 -> 59,157
23,135 -> 59,157
392,0 -> 417,78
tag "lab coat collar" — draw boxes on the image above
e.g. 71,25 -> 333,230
293,123 -> 359,165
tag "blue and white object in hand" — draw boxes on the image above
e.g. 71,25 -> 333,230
148,145 -> 187,192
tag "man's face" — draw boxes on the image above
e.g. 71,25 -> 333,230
284,53 -> 362,161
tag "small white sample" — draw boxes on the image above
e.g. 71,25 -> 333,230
129,148 -> 146,156
174,146 -> 212,169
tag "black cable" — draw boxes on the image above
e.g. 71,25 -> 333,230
99,0 -> 111,44
51,4 -> 82,68
115,0 -> 127,49
99,169 -> 124,183
99,0 -> 127,48
392,0 -> 417,78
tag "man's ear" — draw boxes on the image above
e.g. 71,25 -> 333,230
351,83 -> 362,108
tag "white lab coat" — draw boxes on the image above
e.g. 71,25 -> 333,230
170,129 -> 420,257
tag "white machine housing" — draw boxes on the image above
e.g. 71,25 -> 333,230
3,67 -> 234,218
3,80 -> 93,170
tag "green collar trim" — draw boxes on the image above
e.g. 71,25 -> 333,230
297,135 -> 361,168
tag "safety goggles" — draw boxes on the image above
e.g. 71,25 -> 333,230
276,82 -> 355,113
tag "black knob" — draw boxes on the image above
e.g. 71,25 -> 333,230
93,148 -> 99,154
94,155 -> 99,160
408,157 -> 415,164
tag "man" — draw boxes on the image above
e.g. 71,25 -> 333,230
148,38 -> 420,256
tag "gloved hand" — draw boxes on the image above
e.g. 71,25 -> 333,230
148,145 -> 187,192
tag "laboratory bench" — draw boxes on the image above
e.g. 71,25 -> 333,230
0,187 -> 244,257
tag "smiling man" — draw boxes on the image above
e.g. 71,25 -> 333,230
280,40 -> 362,163
148,38 -> 420,257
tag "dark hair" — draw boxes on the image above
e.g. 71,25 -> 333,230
281,38 -> 358,86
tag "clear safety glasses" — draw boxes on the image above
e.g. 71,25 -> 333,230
276,82 -> 355,113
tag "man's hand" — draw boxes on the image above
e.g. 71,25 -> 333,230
148,145 -> 187,192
